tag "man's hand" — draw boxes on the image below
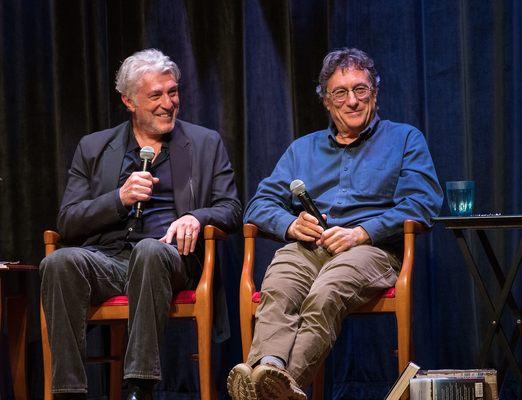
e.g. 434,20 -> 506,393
286,211 -> 326,242
317,226 -> 370,255
119,171 -> 159,207
159,214 -> 201,255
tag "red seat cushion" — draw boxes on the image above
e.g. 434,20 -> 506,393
252,291 -> 261,303
101,295 -> 129,306
100,290 -> 196,307
251,287 -> 395,303
174,290 -> 197,304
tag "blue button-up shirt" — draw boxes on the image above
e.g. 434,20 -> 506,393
244,115 -> 443,248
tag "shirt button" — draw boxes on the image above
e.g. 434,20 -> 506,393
342,189 -> 347,192
337,201 -> 342,204
344,167 -> 348,171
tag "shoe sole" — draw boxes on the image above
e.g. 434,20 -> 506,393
227,364 -> 257,400
253,366 -> 307,400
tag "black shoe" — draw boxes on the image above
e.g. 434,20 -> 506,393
127,385 -> 153,400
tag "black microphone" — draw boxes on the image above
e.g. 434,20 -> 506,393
290,179 -> 328,230
134,146 -> 155,219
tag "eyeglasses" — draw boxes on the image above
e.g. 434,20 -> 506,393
326,85 -> 373,103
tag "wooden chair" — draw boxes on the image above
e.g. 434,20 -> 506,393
239,220 -> 426,400
41,225 -> 226,400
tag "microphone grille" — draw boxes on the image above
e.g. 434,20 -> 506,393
139,146 -> 155,161
290,179 -> 305,195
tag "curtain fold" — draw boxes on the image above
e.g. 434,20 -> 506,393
0,1 -> 520,399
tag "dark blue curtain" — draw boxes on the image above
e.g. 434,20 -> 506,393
0,1 -> 520,399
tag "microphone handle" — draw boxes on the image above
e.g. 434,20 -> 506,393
297,191 -> 328,230
134,158 -> 151,219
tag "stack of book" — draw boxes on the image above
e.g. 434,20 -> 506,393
410,369 -> 498,400
384,363 -> 498,400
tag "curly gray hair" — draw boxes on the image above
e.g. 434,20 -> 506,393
316,48 -> 380,98
115,49 -> 181,97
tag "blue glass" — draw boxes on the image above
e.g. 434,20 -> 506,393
446,181 -> 475,216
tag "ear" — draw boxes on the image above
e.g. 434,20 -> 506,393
121,94 -> 136,112
323,96 -> 330,111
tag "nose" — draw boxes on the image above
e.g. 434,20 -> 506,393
160,93 -> 174,109
345,90 -> 358,108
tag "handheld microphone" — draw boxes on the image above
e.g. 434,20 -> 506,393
290,179 -> 328,230
134,146 -> 155,219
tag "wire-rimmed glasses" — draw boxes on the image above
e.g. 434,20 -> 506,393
326,85 -> 373,103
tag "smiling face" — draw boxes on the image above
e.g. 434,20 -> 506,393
324,67 -> 377,138
121,71 -> 179,138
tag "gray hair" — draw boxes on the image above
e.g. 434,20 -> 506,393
115,49 -> 181,97
316,48 -> 380,98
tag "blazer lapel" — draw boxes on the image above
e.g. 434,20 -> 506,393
170,121 -> 192,216
100,122 -> 129,195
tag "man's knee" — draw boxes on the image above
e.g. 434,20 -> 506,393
133,238 -> 179,258
39,247 -> 90,281
131,239 -> 181,272
304,286 -> 345,315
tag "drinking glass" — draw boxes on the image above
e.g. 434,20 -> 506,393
446,181 -> 475,216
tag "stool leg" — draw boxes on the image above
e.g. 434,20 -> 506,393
110,322 -> 125,400
196,313 -> 213,400
396,305 -> 411,373
40,302 -> 53,400
240,302 -> 254,362
396,304 -> 412,400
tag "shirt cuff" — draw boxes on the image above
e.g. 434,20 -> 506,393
275,214 -> 298,242
114,189 -> 130,219
188,210 -> 207,228
359,219 -> 384,245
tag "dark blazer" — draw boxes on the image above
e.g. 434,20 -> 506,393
58,119 -> 242,244
57,119 -> 242,341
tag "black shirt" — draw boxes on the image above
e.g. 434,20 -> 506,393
86,124 -> 178,255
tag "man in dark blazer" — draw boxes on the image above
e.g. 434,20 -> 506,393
40,49 -> 242,400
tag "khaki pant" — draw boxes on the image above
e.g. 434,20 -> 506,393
247,242 -> 400,387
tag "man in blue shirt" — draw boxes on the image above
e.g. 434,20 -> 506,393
228,48 -> 442,400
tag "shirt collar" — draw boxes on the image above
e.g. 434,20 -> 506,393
126,125 -> 173,153
126,129 -> 140,153
328,113 -> 381,147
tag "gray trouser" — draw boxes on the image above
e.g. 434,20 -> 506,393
39,238 -> 191,393
247,242 -> 400,387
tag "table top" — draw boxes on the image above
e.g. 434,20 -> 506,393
433,215 -> 522,229
0,263 -> 39,272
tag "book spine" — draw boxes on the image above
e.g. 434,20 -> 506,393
433,379 -> 484,400
417,373 -> 496,400
410,378 -> 432,400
